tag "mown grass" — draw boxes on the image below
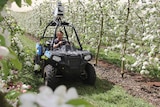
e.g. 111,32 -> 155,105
15,34 -> 154,107
79,85 -> 153,107
18,34 -> 36,52
63,78 -> 154,107
85,46 -> 135,67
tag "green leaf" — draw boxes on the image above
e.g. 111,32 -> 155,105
0,35 -> 6,46
8,48 -> 22,70
67,99 -> 94,107
0,0 -> 8,11
14,0 -> 22,7
5,90 -> 21,99
0,15 -> 4,22
0,60 -> 9,79
132,0 -> 139,2
25,0 -> 32,5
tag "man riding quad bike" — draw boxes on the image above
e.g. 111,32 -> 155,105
33,2 -> 96,90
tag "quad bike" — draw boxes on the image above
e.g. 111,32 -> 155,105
33,1 -> 96,90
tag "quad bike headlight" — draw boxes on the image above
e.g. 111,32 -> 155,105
52,56 -> 61,62
84,55 -> 91,61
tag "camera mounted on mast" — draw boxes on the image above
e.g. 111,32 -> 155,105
41,0 -> 82,50
53,1 -> 64,24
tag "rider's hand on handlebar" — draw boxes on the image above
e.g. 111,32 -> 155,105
58,41 -> 63,45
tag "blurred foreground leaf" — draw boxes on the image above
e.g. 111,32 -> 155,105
5,90 -> 21,99
1,60 -> 9,79
14,0 -> 22,7
0,0 -> 8,11
8,47 -> 22,70
25,0 -> 32,5
0,35 -> 6,46
67,99 -> 94,107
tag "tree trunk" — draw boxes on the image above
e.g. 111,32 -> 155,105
121,0 -> 130,77
95,1 -> 103,66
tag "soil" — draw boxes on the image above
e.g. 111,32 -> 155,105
92,59 -> 160,107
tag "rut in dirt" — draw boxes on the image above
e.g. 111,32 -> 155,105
92,60 -> 160,107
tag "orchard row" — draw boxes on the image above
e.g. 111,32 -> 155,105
11,0 -> 160,77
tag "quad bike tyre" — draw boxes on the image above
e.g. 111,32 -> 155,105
44,65 -> 60,90
83,63 -> 96,85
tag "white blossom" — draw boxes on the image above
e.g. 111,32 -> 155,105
65,87 -> 78,101
22,84 -> 31,90
121,57 -> 126,61
150,45 -> 156,51
106,37 -> 109,42
19,85 -> 78,107
19,93 -> 37,107
154,57 -> 159,63
150,7 -> 156,13
15,51 -> 18,54
115,43 -> 123,49
142,34 -> 154,41
131,67 -> 134,71
141,10 -> 147,15
143,61 -> 149,66
132,61 -> 140,67
116,37 -> 121,42
0,46 -> 9,57
142,65 -> 146,70
4,29 -> 10,37
148,51 -> 154,57
17,43 -> 23,51
131,43 -> 136,47
19,102 -> 37,107
125,64 -> 130,69
25,61 -> 32,67
20,52 -> 25,56
140,70 -> 149,75
20,93 -> 36,103
104,49 -> 109,55
34,64 -> 40,71
135,45 -> 140,49
131,53 -> 136,58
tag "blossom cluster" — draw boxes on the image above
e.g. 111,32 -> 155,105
11,34 -> 24,53
103,1 -> 160,76
20,85 -> 79,107
11,34 -> 32,67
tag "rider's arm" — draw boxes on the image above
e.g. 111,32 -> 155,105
53,42 -> 60,48
53,40 -> 64,48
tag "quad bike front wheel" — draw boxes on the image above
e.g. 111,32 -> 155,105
83,63 -> 96,85
43,64 -> 60,90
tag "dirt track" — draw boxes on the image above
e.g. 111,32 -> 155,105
93,60 -> 160,107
